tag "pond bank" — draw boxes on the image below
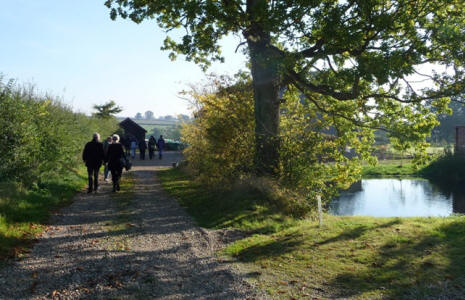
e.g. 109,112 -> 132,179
159,167 -> 465,299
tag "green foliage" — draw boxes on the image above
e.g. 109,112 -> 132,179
0,77 -> 118,186
421,153 -> 465,186
106,0 -> 465,177
182,74 -> 374,207
0,166 -> 87,259
279,87 -> 376,204
431,100 -> 465,144
92,100 -> 122,119
181,73 -> 255,185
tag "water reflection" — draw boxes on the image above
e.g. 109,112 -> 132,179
329,179 -> 465,217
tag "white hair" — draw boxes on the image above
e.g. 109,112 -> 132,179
112,134 -> 120,142
93,132 -> 100,141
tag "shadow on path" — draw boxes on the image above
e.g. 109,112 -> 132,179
0,151 -> 263,299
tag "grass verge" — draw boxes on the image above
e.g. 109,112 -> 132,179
0,167 -> 87,261
362,159 -> 419,177
158,168 -> 296,234
159,167 -> 465,299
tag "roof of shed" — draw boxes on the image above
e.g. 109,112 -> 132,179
119,118 -> 147,133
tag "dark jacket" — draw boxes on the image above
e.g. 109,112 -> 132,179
106,143 -> 125,170
157,138 -> 165,150
139,140 -> 147,151
148,137 -> 156,150
82,140 -> 104,168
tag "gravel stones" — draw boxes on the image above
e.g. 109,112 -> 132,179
0,152 -> 266,299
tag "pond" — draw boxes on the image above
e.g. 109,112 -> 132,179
329,178 -> 465,217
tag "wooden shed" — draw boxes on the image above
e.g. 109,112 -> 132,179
119,118 -> 147,143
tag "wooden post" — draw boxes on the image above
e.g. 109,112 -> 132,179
317,195 -> 323,228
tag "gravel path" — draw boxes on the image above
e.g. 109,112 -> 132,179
0,152 -> 265,300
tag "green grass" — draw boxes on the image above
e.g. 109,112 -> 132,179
362,159 -> 419,177
158,168 -> 296,234
159,167 -> 465,299
0,167 -> 87,260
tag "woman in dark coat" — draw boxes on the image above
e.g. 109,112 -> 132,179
148,136 -> 156,160
106,134 -> 126,192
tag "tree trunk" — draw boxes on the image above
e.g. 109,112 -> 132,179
247,35 -> 281,176
245,0 -> 281,176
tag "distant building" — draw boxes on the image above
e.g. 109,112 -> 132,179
119,118 -> 147,142
455,126 -> 465,154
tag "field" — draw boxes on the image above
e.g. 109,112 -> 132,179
117,118 -> 183,140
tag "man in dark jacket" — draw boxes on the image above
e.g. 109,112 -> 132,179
82,133 -> 105,193
157,135 -> 165,160
139,139 -> 147,160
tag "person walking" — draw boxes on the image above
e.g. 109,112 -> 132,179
157,135 -> 165,160
103,136 -> 112,182
122,135 -> 131,157
130,139 -> 137,159
107,134 -> 126,192
148,136 -> 156,160
82,133 -> 105,193
139,139 -> 147,160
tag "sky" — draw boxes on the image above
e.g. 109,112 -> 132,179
0,0 -> 248,118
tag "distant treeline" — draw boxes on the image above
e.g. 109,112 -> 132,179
0,77 -> 118,186
132,111 -> 191,122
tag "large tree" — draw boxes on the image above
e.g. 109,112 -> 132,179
106,0 -> 465,175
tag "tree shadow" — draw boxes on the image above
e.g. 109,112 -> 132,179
1,159 -> 257,299
315,219 -> 401,247
327,219 -> 465,299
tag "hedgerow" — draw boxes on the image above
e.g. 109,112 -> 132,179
0,76 -> 117,186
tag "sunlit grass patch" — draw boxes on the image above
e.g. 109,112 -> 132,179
224,216 -> 465,299
159,167 -> 465,299
362,159 -> 419,177
0,167 -> 87,261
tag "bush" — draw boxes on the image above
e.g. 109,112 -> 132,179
181,74 -> 379,215
420,153 -> 465,187
0,77 -> 118,186
181,73 -> 255,186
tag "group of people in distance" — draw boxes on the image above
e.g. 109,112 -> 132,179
82,133 -> 166,194
126,135 -> 165,160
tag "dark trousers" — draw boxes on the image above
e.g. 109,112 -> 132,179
87,166 -> 100,191
110,167 -> 123,188
140,149 -> 146,160
148,149 -> 154,159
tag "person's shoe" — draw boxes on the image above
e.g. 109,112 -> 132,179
112,185 -> 117,192
87,189 -> 93,194
116,184 -> 120,191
